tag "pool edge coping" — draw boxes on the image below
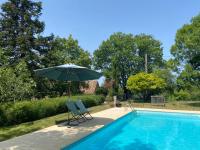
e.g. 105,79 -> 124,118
134,107 -> 200,115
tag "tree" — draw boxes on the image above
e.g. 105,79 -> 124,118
0,0 -> 49,70
0,61 -> 35,102
93,32 -> 139,98
93,32 -> 163,99
153,68 -> 176,94
41,35 -> 91,68
0,48 -> 8,66
127,72 -> 166,101
171,14 -> 200,70
176,64 -> 200,90
134,34 -> 164,72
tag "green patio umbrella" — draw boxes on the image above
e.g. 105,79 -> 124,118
34,64 -> 102,82
34,64 -> 102,124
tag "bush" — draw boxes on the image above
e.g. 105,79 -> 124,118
0,95 -> 105,126
169,88 -> 200,101
190,88 -> 200,101
173,90 -> 190,101
95,87 -> 108,96
127,72 -> 166,101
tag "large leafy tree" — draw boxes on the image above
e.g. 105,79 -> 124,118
134,34 -> 164,72
0,0 -> 56,100
93,32 -> 163,98
42,35 -> 91,68
0,0 -> 50,70
171,14 -> 200,70
127,72 -> 166,101
93,32 -> 139,98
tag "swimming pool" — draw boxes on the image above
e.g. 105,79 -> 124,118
62,111 -> 200,150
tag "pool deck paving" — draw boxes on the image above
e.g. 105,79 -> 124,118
0,107 -> 200,150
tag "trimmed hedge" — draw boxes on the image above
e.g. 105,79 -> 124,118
0,95 -> 105,126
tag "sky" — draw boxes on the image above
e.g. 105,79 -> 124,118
0,0 -> 200,60
37,0 -> 200,60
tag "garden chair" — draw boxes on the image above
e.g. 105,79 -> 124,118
66,101 -> 86,125
75,100 -> 93,120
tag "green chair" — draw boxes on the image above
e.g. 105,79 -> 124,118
75,100 -> 93,120
66,101 -> 86,125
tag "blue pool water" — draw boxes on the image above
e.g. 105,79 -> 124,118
62,111 -> 200,150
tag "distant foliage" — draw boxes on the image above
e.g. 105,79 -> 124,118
127,72 -> 166,101
0,61 -> 35,102
176,64 -> 200,90
153,69 -> 176,94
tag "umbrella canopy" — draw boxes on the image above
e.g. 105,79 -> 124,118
34,64 -> 102,81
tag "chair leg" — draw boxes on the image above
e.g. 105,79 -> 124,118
77,114 -> 87,122
67,113 -> 79,125
83,112 -> 93,120
87,112 -> 93,119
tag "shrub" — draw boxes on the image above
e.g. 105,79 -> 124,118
127,72 -> 166,101
0,95 -> 105,126
173,90 -> 190,101
95,87 -> 108,96
190,88 -> 200,101
170,88 -> 200,101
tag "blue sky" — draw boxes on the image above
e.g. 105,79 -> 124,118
39,0 -> 200,60
0,0 -> 200,59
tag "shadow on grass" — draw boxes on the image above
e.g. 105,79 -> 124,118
55,119 -> 68,124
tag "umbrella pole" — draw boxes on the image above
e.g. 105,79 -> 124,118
67,81 -> 71,125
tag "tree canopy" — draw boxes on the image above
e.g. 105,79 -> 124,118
134,34 -> 164,72
171,14 -> 200,70
93,32 -> 163,98
0,0 -> 47,69
41,35 -> 91,68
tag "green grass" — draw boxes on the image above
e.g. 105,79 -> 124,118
122,101 -> 200,111
0,104 -> 111,142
